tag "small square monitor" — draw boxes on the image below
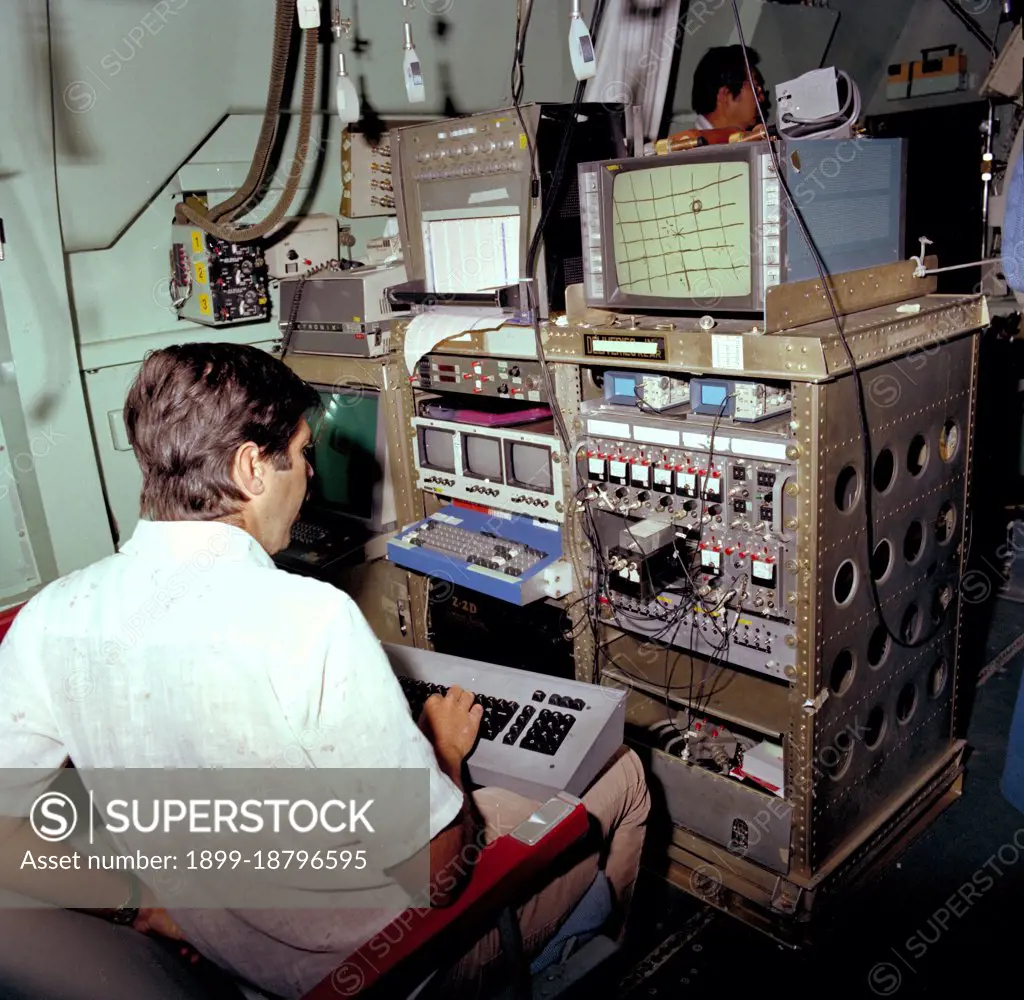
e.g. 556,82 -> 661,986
505,442 -> 554,494
419,427 -> 457,473
462,434 -> 504,481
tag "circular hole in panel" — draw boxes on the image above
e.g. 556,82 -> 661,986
865,705 -> 887,749
901,604 -> 922,644
871,540 -> 893,582
833,560 -> 858,607
896,682 -> 918,725
935,502 -> 957,545
830,650 -> 856,696
867,624 -> 890,668
939,420 -> 960,463
835,466 -> 860,512
932,583 -> 954,623
904,520 -> 925,564
823,733 -> 854,781
908,434 -> 929,477
929,659 -> 949,699
873,449 -> 896,493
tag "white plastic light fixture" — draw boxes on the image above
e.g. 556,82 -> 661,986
569,0 -> 597,81
336,52 -> 360,123
403,22 -> 425,103
296,0 -> 321,29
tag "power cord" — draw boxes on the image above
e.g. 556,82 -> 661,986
512,0 -> 609,457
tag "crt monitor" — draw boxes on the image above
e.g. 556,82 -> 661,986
504,441 -> 554,494
578,137 -> 905,316
461,433 -> 504,481
418,426 -> 457,473
303,385 -> 395,533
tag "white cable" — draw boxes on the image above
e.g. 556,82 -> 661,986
920,257 -> 1000,275
777,70 -> 860,141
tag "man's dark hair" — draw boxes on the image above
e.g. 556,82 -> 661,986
692,45 -> 762,116
124,343 -> 320,521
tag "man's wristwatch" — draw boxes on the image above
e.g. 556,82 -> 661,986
110,872 -> 141,926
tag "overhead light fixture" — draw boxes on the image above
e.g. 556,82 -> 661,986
403,22 -> 426,103
336,52 -> 360,123
569,0 -> 597,81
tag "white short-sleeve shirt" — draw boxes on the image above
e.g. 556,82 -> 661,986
0,519 -> 464,998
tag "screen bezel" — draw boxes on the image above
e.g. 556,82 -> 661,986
417,426 -> 458,474
503,440 -> 555,495
690,378 -> 737,418
303,383 -> 394,533
460,432 -> 506,483
587,144 -> 767,315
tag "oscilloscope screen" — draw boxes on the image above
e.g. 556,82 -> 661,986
610,161 -> 753,300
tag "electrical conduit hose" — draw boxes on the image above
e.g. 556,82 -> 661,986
208,0 -> 295,224
175,3 -> 319,242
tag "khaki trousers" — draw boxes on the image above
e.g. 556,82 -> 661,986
440,746 -> 651,999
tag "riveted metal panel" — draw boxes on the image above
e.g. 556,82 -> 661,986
787,380 -> 822,878
805,335 -> 975,870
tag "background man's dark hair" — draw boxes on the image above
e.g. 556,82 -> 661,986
124,343 -> 321,521
692,45 -> 762,116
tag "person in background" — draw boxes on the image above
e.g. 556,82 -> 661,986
692,45 -> 769,131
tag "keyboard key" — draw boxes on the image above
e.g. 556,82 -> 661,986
520,709 -> 576,756
397,676 -> 520,741
401,520 -> 549,579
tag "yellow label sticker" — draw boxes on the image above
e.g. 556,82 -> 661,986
191,231 -> 204,254
194,262 -> 208,285
198,294 -> 212,316
352,315 -> 362,323
606,164 -> 621,171
519,133 -> 527,149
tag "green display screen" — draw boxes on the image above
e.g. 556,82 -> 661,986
305,389 -> 381,520
611,160 -> 753,299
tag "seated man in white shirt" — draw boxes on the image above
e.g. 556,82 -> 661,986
0,342 -> 650,999
692,45 -> 768,131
